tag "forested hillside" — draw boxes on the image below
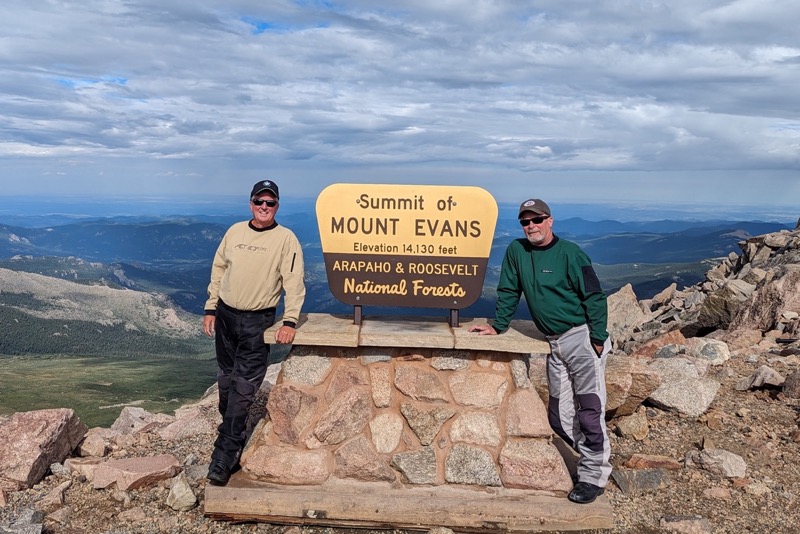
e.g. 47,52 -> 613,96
0,267 -> 206,356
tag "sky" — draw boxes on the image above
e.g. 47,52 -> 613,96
1,0 -> 798,213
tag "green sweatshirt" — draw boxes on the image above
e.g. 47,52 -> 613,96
492,235 -> 608,343
204,221 -> 306,326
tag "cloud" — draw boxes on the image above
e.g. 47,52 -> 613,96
0,0 -> 797,206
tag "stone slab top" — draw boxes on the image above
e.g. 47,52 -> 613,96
454,317 -> 549,353
285,313 -> 361,347
266,313 -> 550,354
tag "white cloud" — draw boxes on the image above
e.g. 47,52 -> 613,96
0,0 -> 797,208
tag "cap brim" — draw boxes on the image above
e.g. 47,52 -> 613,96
252,188 -> 278,199
519,208 -> 546,217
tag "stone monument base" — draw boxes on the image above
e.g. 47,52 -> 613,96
203,314 -> 614,532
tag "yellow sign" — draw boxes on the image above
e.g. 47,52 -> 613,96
316,183 -> 498,309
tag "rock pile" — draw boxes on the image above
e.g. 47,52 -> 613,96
611,224 -> 800,348
0,394 -> 224,533
600,225 -> 800,416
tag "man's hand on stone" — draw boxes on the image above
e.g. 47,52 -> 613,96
468,323 -> 497,335
275,325 -> 296,344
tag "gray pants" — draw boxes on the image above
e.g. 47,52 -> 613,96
546,324 -> 612,487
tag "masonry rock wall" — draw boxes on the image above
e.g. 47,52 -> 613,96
240,345 -> 573,495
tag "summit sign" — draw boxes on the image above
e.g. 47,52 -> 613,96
316,184 -> 498,310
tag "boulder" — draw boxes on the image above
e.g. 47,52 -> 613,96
0,409 -> 87,491
92,454 -> 181,491
607,283 -> 650,346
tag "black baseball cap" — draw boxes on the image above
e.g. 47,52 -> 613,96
518,198 -> 551,217
250,179 -> 279,200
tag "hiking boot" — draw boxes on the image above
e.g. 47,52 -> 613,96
568,481 -> 604,504
207,458 -> 232,486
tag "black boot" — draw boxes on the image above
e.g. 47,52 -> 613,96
568,482 -> 604,504
207,458 -> 232,486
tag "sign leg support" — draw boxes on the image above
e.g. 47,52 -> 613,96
449,309 -> 459,328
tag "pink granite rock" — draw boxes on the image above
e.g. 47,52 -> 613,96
505,389 -> 551,438
0,408 -> 87,491
243,445 -> 331,485
499,438 -> 572,494
92,454 -> 181,490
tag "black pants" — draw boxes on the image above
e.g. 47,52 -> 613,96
212,300 -> 275,464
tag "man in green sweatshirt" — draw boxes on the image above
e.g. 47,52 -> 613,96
469,198 -> 611,504
202,179 -> 306,486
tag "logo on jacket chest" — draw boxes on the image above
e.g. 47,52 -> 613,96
235,243 -> 269,253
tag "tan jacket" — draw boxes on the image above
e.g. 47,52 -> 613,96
204,221 -> 305,325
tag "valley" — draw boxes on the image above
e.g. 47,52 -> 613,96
0,354 -> 217,428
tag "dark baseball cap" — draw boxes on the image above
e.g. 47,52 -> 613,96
250,179 -> 279,200
518,198 -> 551,217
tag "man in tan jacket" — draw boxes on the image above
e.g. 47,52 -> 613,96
202,179 -> 306,486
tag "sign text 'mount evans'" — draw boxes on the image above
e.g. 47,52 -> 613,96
316,184 -> 498,309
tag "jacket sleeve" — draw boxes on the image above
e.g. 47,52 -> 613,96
571,249 -> 609,343
279,233 -> 306,327
491,243 -> 522,334
203,234 -> 228,314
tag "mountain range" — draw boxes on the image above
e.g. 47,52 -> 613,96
0,210 -> 793,356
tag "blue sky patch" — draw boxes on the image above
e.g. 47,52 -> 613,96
55,76 -> 128,88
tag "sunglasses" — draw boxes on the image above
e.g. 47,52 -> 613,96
519,216 -> 549,226
252,198 -> 278,207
